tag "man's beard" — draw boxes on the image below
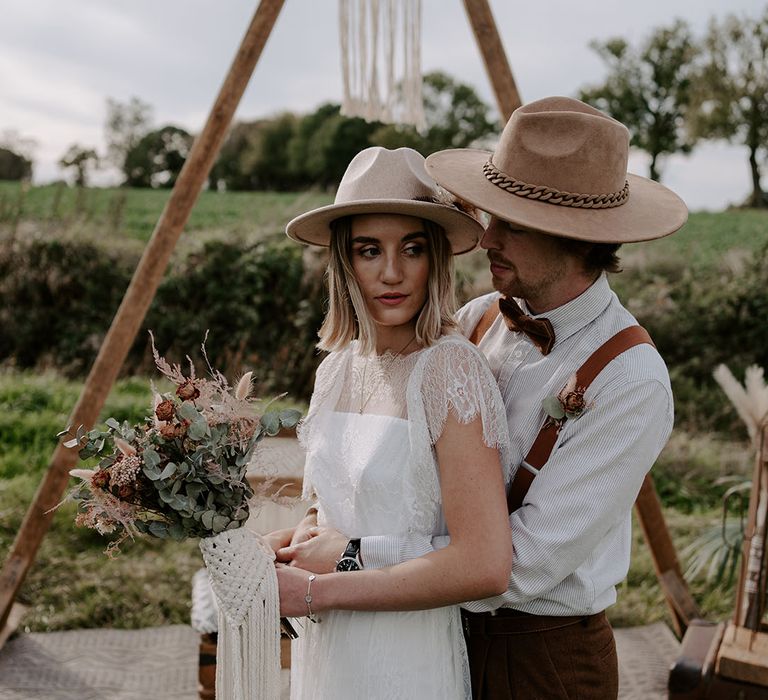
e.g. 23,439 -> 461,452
488,252 -> 566,304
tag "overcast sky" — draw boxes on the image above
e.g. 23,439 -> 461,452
0,0 -> 762,211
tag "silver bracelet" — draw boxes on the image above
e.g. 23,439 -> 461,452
304,574 -> 319,623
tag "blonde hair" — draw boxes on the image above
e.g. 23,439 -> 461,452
318,215 -> 457,355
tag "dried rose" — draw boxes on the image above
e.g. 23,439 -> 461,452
176,380 -> 200,401
155,399 -> 176,422
92,470 -> 110,489
560,388 -> 586,417
118,484 -> 135,499
159,422 -> 184,440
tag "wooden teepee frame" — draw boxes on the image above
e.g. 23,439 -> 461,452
0,0 -> 699,644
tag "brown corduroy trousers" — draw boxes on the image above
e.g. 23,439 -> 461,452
462,609 -> 619,699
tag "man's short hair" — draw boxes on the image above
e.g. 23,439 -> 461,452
556,238 -> 622,276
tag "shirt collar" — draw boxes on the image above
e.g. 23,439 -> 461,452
519,273 -> 613,348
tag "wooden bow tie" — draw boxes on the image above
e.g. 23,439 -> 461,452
498,296 -> 556,355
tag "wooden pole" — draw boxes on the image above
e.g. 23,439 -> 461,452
0,0 -> 286,634
635,473 -> 701,637
461,0 -> 523,122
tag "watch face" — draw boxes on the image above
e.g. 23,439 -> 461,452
336,557 -> 361,572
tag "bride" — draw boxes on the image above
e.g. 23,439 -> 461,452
275,147 -> 511,699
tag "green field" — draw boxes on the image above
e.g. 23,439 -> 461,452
0,183 -> 765,635
0,181 -> 332,242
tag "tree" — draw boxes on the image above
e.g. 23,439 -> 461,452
371,71 -> 498,156
209,120 -> 262,191
123,125 -> 193,188
579,20 -> 698,181
241,113 -> 301,190
690,8 -> 768,207
58,144 -> 99,187
301,108 -> 381,188
105,96 -> 153,174
0,148 -> 32,181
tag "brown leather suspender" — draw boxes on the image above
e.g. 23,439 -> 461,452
469,301 -> 655,513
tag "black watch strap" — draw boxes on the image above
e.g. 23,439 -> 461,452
336,538 -> 362,572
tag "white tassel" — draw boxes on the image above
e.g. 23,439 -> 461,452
200,527 -> 281,700
339,0 -> 425,129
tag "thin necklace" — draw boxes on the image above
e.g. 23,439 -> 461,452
358,334 -> 417,414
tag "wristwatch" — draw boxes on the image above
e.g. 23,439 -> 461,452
335,538 -> 362,572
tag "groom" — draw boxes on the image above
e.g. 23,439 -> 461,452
278,97 -> 687,698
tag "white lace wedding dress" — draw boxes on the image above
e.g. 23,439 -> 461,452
290,333 -> 510,700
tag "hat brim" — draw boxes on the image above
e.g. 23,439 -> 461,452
425,149 -> 688,243
285,199 -> 483,255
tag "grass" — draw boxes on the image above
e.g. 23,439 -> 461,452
0,181 -> 333,242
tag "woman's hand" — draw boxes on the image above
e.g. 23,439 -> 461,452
276,526 -> 348,573
262,527 -> 295,554
276,563 -> 320,617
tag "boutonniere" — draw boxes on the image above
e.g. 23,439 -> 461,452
541,374 -> 591,425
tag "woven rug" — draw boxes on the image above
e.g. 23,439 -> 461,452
0,622 -> 677,699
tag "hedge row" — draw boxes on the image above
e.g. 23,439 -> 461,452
0,237 -> 326,400
2,236 -> 766,434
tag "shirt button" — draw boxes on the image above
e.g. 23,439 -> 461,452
514,350 -> 522,359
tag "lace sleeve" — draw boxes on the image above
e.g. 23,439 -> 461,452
295,351 -> 339,449
419,336 -> 510,477
295,350 -> 348,500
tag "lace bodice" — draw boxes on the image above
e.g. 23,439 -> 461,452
298,334 -> 511,536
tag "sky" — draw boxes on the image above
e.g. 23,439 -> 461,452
0,0 -> 762,211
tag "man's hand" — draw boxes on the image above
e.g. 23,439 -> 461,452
276,526 -> 348,574
290,511 -> 319,547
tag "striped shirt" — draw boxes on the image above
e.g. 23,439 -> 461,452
361,274 -> 673,615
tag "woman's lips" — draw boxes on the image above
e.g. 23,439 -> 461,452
376,294 -> 408,306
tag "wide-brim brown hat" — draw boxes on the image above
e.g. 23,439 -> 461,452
425,97 -> 688,243
286,147 -> 483,254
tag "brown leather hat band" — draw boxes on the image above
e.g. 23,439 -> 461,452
483,160 -> 630,210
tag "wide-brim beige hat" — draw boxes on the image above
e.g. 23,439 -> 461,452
286,147 -> 484,254
425,97 -> 688,243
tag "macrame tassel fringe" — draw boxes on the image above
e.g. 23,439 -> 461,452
340,0 -> 426,130
200,527 -> 281,700
216,566 -> 280,700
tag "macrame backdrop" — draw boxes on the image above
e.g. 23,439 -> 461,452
339,0 -> 426,130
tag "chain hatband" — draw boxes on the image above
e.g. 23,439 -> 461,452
482,160 -> 629,210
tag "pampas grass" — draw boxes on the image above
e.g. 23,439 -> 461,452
713,364 -> 768,445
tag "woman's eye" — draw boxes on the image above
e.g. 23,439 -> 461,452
403,244 -> 425,257
356,246 -> 379,259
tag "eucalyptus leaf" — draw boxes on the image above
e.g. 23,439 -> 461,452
63,438 -> 81,449
143,465 -> 162,481
541,396 -> 565,420
158,489 -> 175,504
169,522 -> 186,541
148,520 -> 169,538
261,412 -> 281,436
178,402 -> 202,423
159,463 -> 177,480
279,409 -> 302,428
187,421 -> 209,441
143,448 -> 161,469
201,510 -> 216,530
56,426 -> 72,438
105,418 -> 120,430
212,515 -> 229,533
